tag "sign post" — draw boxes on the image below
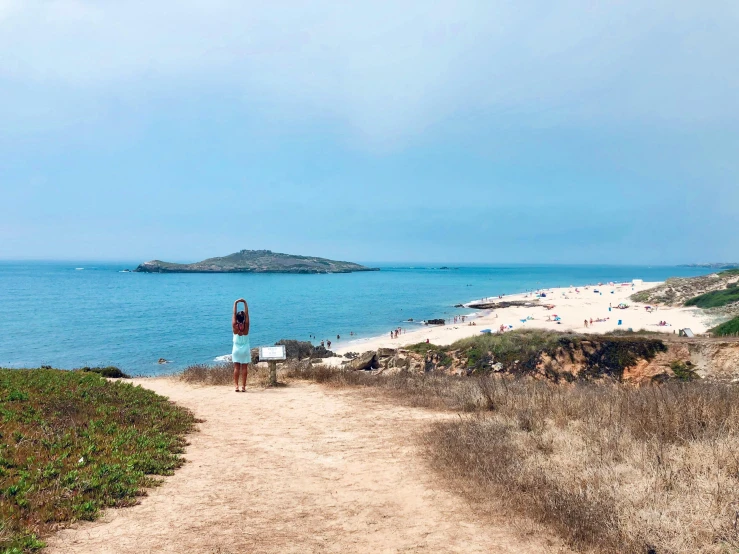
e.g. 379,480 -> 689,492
258,346 -> 287,386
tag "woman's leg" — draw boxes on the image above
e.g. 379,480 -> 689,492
241,363 -> 249,390
233,363 -> 241,390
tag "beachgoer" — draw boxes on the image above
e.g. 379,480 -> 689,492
584,319 -> 589,328
321,340 -> 325,347
425,338 -> 430,343
337,334 -> 340,340
327,340 -> 332,348
232,298 -> 250,392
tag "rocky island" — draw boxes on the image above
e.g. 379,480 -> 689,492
134,249 -> 379,274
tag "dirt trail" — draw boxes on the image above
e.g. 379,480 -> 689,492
46,379 -> 561,554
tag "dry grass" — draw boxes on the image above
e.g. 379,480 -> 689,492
282,362 -> 739,554
180,362 -> 274,387
178,361 -> 739,552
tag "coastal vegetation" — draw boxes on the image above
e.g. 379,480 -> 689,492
250,362 -> 739,553
0,368 -> 197,553
134,249 -> 378,274
405,330 -> 669,381
684,285 -> 739,308
711,316 -> 739,337
631,269 -> 739,309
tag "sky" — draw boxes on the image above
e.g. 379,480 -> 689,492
1,1 -> 737,264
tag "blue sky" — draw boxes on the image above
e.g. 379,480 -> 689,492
1,1 -> 737,264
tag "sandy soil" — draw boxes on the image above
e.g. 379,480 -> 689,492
45,379 -> 563,554
332,281 -> 715,358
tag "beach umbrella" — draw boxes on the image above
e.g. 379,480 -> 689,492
480,329 -> 492,334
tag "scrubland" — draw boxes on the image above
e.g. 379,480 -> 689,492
182,359 -> 739,553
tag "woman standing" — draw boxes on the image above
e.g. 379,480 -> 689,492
232,298 -> 250,392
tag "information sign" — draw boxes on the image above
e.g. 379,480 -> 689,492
259,346 -> 287,361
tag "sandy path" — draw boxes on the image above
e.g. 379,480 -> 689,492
45,379 -> 560,554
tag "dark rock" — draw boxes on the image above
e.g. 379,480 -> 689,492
426,319 -> 445,325
274,340 -> 335,360
251,348 -> 260,363
275,339 -> 314,360
466,300 -> 535,310
310,345 -> 335,359
377,347 -> 396,358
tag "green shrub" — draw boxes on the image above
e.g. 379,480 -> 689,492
710,316 -> 739,337
78,366 -> 130,378
669,360 -> 699,381
684,288 -> 739,308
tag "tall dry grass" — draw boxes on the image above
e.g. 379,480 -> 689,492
180,362 -> 273,386
180,362 -> 739,553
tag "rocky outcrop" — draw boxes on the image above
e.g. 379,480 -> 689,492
466,300 -> 538,310
348,351 -> 379,371
426,319 -> 445,325
135,249 -> 379,274
275,339 -> 335,360
338,332 -> 739,384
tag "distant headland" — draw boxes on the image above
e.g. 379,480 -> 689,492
678,263 -> 739,269
134,249 -> 379,274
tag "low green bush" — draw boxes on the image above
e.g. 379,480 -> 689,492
0,368 -> 196,552
710,316 -> 739,337
685,288 -> 739,308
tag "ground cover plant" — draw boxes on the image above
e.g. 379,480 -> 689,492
275,361 -> 739,553
684,287 -> 739,308
710,316 -> 739,337
0,368 -> 197,553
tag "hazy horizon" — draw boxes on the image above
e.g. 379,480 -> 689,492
2,2 -> 737,264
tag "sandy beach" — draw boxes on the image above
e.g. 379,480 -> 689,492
333,280 -> 716,357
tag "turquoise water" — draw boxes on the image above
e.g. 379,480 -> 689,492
0,262 -> 711,374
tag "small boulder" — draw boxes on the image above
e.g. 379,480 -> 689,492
349,351 -> 379,371
377,347 -> 396,358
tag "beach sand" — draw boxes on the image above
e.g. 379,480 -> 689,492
332,280 -> 715,357
45,379 -> 563,553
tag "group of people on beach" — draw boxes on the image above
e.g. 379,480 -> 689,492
389,327 -> 405,339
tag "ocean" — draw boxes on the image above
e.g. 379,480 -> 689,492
0,262 -> 711,375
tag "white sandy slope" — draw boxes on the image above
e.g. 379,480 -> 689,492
331,280 -> 717,359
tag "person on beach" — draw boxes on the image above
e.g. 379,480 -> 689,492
232,298 -> 250,392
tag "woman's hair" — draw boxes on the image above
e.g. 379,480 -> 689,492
236,311 -> 245,323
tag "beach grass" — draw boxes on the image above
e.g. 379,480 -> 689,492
0,368 -> 197,553
280,363 -> 739,553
